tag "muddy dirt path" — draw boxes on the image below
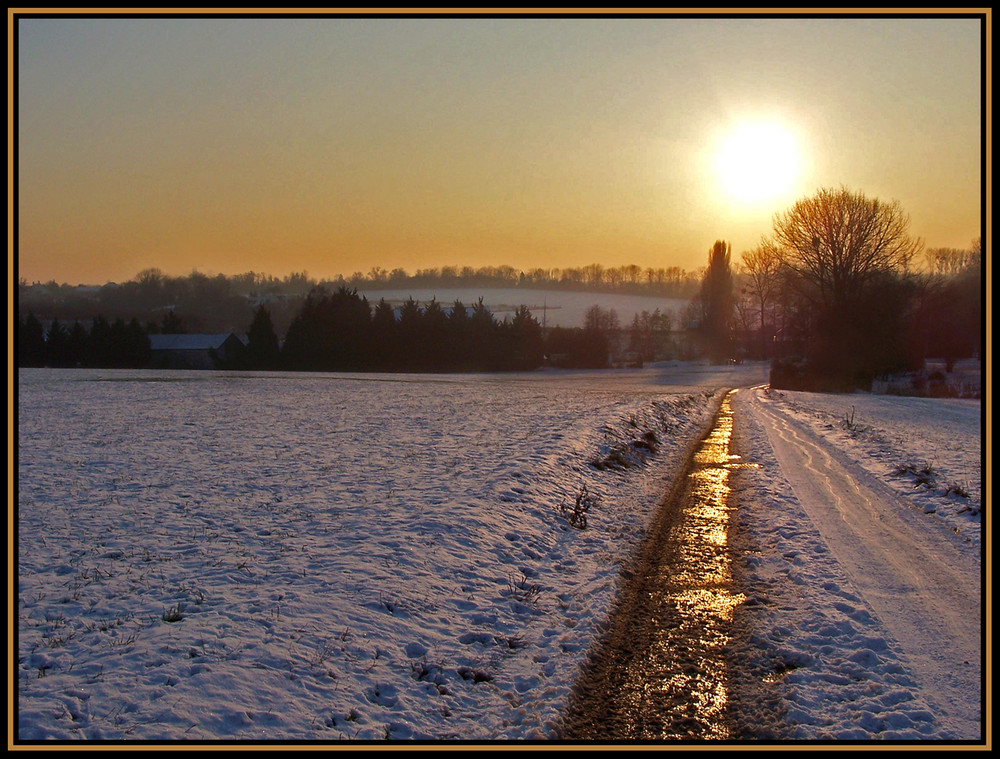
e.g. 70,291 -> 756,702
557,390 -> 745,741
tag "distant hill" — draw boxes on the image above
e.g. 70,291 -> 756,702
18,277 -> 695,335
355,287 -> 691,329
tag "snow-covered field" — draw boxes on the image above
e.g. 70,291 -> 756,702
15,364 -> 983,744
16,363 -> 762,742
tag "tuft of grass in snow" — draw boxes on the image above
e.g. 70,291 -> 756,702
891,462 -> 980,515
840,405 -> 874,437
944,482 -> 970,500
892,461 -> 937,489
378,592 -> 399,615
506,572 -> 541,606
946,481 -> 980,515
494,632 -> 527,650
457,666 -> 493,683
560,485 -> 597,529
161,605 -> 184,623
892,460 -> 940,514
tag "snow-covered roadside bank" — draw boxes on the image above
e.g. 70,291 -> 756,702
727,386 -> 983,741
759,388 -> 982,550
17,366 -> 764,742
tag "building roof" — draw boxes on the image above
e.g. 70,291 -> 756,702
148,333 -> 244,351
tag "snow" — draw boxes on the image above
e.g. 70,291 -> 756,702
15,364 -> 983,744
728,385 -> 983,741
754,385 -> 982,545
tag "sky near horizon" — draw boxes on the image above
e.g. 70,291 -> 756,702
15,12 -> 984,285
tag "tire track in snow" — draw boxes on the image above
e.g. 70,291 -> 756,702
745,387 -> 981,740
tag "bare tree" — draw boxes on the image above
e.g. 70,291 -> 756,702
582,263 -> 605,287
767,187 -> 923,389
770,186 -> 922,308
740,242 -> 782,358
925,243 -> 980,276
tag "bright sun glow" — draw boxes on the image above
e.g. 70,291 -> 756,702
715,121 -> 801,205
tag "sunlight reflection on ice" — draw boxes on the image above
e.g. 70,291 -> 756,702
624,389 -> 745,739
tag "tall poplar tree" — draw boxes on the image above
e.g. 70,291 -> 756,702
700,240 -> 734,364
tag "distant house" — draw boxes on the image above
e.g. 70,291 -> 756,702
148,333 -> 246,369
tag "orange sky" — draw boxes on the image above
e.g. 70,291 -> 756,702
14,12 -> 985,285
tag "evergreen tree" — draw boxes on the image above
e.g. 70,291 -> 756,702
582,305 -> 618,367
469,298 -> 499,370
700,240 -> 734,364
396,297 -> 424,371
109,318 -> 131,367
67,321 -> 90,367
371,298 -> 400,371
122,317 -> 152,367
245,305 -> 281,370
508,305 -> 543,370
45,319 -> 72,367
160,310 -> 186,334
280,286 -> 372,371
328,287 -> 372,370
88,315 -> 114,367
447,300 -> 472,370
18,313 -> 46,367
421,298 -> 449,370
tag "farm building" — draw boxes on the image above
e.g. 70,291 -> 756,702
148,333 -> 246,369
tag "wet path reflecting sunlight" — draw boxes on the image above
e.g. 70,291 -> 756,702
561,390 -> 745,740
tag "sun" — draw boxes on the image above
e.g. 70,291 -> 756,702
715,120 -> 801,205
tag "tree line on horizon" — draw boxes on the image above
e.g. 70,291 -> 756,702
17,262 -> 703,339
17,288 -> 622,372
17,186 -> 983,390
19,262 -> 702,298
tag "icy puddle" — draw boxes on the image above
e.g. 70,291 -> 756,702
561,390 -> 745,740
